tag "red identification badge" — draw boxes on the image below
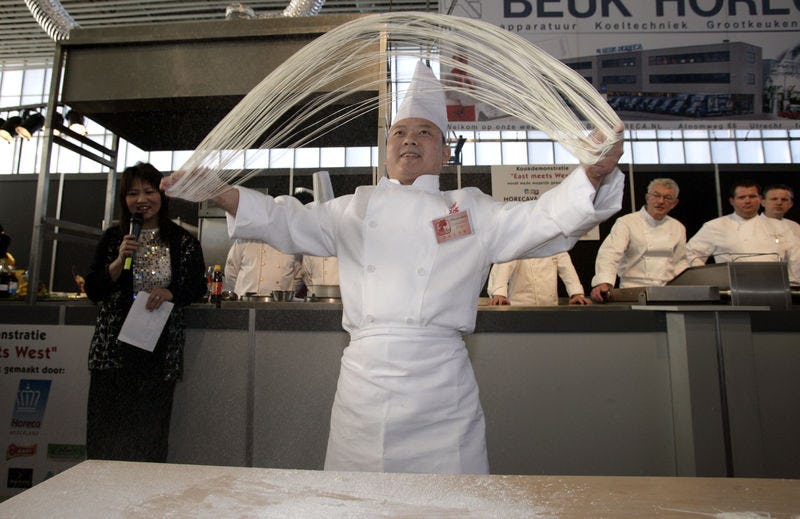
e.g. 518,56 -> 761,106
432,210 -> 474,244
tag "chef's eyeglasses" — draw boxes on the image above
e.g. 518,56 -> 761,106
647,192 -> 676,202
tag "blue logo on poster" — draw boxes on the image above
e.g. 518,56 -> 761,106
11,379 -> 52,429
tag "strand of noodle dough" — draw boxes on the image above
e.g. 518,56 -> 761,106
168,12 -> 622,201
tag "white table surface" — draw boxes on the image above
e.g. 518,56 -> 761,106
1,460 -> 799,518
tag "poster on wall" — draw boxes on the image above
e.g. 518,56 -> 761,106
490,164 -> 599,240
0,325 -> 92,501
441,0 -> 800,131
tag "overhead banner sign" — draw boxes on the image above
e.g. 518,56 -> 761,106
441,0 -> 800,131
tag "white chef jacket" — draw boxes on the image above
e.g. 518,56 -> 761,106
775,217 -> 800,240
223,239 -> 302,296
487,253 -> 584,306
686,213 -> 800,284
591,207 -> 688,288
302,255 -> 339,286
228,167 -> 624,474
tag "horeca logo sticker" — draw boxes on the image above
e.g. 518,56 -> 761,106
6,443 -> 37,461
10,379 -> 52,431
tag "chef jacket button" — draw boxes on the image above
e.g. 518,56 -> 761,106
416,267 -> 426,276
366,265 -> 376,273
366,314 -> 375,323
369,220 -> 378,228
405,317 -> 414,324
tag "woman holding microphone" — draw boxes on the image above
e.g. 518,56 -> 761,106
84,162 -> 206,462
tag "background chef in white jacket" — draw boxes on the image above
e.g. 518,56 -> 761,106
301,255 -> 339,287
686,180 -> 800,284
291,188 -> 340,297
223,239 -> 303,297
487,253 -> 592,306
163,61 -> 625,475
590,178 -> 688,302
761,184 -> 800,239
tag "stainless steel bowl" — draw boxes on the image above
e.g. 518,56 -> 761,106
306,284 -> 341,299
240,293 -> 272,302
271,290 -> 294,302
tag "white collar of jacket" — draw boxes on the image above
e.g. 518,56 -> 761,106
639,206 -> 668,227
729,212 -> 756,223
384,174 -> 441,193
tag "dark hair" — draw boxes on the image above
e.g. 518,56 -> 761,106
0,223 -> 9,257
118,162 -> 173,240
293,190 -> 314,205
0,233 -> 9,257
729,180 -> 761,198
763,184 -> 794,200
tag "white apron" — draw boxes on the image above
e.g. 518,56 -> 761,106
324,326 -> 488,474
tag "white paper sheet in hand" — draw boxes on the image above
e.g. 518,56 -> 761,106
117,291 -> 174,352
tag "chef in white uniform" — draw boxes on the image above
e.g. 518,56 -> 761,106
487,253 -> 591,306
163,61 -> 625,474
761,184 -> 800,239
223,239 -> 303,297
301,255 -> 339,287
687,181 -> 800,284
590,178 -> 688,301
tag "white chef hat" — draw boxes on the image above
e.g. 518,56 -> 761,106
393,60 -> 448,137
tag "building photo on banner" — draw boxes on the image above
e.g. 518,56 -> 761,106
0,325 -> 92,500
444,0 -> 800,132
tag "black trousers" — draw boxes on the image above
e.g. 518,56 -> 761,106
86,352 -> 176,462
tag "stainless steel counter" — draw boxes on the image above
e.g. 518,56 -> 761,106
1,301 -> 798,478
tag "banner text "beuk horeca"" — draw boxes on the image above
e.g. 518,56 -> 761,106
503,0 -> 800,18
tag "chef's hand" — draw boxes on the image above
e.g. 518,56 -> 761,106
488,295 -> 510,306
568,294 -> 593,305
159,168 -> 239,216
582,124 -> 624,190
145,288 -> 173,311
590,283 -> 612,303
159,170 -> 185,194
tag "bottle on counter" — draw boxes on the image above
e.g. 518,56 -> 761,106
0,260 -> 11,298
209,264 -> 224,308
0,259 -> 17,298
7,271 -> 18,296
205,265 -> 214,300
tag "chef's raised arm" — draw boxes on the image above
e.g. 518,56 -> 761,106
211,187 -> 240,217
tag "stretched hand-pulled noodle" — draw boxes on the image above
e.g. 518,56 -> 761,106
167,12 -> 622,201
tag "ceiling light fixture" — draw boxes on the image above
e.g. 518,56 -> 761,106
16,111 -> 46,139
47,111 -> 64,136
0,115 -> 22,142
66,110 -> 86,136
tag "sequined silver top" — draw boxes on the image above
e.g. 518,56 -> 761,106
133,228 -> 171,292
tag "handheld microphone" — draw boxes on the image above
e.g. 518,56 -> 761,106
123,213 -> 144,271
